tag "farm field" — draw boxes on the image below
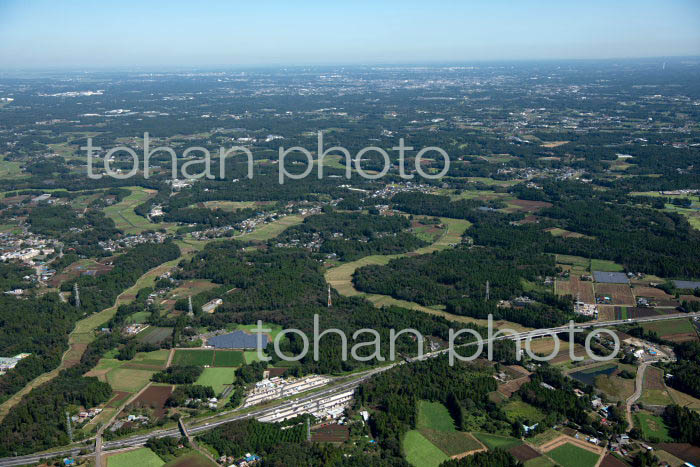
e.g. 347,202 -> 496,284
634,412 -> 672,442
591,259 -> 624,272
640,366 -> 673,406
402,400 -> 483,462
417,400 -> 456,431
641,318 -> 698,343
555,276 -> 595,303
172,349 -> 215,366
524,457 -> 555,467
133,385 -> 173,419
213,350 -> 245,367
196,367 -> 235,394
310,424 -> 350,443
103,187 -> 169,235
595,283 -> 635,305
106,368 -> 155,393
547,443 -> 600,467
503,400 -> 544,423
472,432 -> 522,451
403,430 -> 448,467
164,451 -> 217,467
136,327 -> 173,346
237,215 -> 305,241
107,447 -> 164,467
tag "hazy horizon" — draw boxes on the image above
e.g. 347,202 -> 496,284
1,0 -> 699,69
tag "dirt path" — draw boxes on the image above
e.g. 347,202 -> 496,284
626,360 -> 655,431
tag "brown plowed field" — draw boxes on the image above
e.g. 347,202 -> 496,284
595,283 -> 635,305
508,444 -> 541,462
556,276 -> 595,303
310,424 -> 349,442
132,385 -> 173,418
654,443 -> 700,466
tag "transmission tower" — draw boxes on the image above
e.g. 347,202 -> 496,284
187,296 -> 194,317
306,416 -> 311,441
73,283 -> 80,309
65,411 -> 73,442
485,281 -> 490,301
327,284 -> 332,308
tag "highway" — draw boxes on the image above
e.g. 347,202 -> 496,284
0,311 -> 696,467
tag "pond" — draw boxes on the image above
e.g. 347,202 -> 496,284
569,363 -> 618,386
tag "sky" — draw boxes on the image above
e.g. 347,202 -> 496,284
1,0 -> 699,68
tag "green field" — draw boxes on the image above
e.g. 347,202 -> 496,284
472,432 -> 523,450
213,350 -> 245,367
641,318 -> 696,338
590,259 -> 624,272
103,187 -> 159,235
237,215 -> 305,241
172,349 -> 215,366
417,400 -> 456,431
164,451 -> 216,467
524,457 -> 555,467
634,412 -> 672,442
196,367 -> 235,394
403,430 -> 449,467
503,400 -> 545,423
400,400 -> 482,460
107,447 -> 164,467
106,368 -> 155,393
547,443 -> 599,467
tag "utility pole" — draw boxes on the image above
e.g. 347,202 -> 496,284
73,283 -> 80,309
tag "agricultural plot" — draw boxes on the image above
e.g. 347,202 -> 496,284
106,368 -> 155,393
633,286 -> 680,307
164,451 -> 217,467
172,349 -> 215,366
238,215 -> 305,241
634,412 -> 672,442
403,430 -> 448,467
136,327 -> 173,346
401,400 -> 483,462
508,444 -> 542,463
640,366 -> 673,406
212,350 -> 245,367
196,367 -> 235,394
555,276 -> 595,303
107,447 -> 164,467
133,385 -> 173,419
641,318 -> 698,343
594,283 -> 635,306
502,400 -> 544,424
310,424 -> 350,443
590,259 -> 624,272
472,432 -> 522,451
103,187 -> 161,235
547,443 -> 600,467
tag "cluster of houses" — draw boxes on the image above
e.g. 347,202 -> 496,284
70,408 -> 103,425
219,452 -> 261,466
99,231 -> 168,252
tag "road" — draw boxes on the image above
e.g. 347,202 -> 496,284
625,360 -> 655,431
1,311 -> 696,467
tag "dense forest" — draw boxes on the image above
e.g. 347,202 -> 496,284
175,241 -> 507,374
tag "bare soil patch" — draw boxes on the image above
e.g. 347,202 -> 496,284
508,444 -> 541,462
310,424 -> 349,443
132,385 -> 173,419
654,443 -> 700,466
595,283 -> 635,305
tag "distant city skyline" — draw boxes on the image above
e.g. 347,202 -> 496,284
1,0 -> 699,68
